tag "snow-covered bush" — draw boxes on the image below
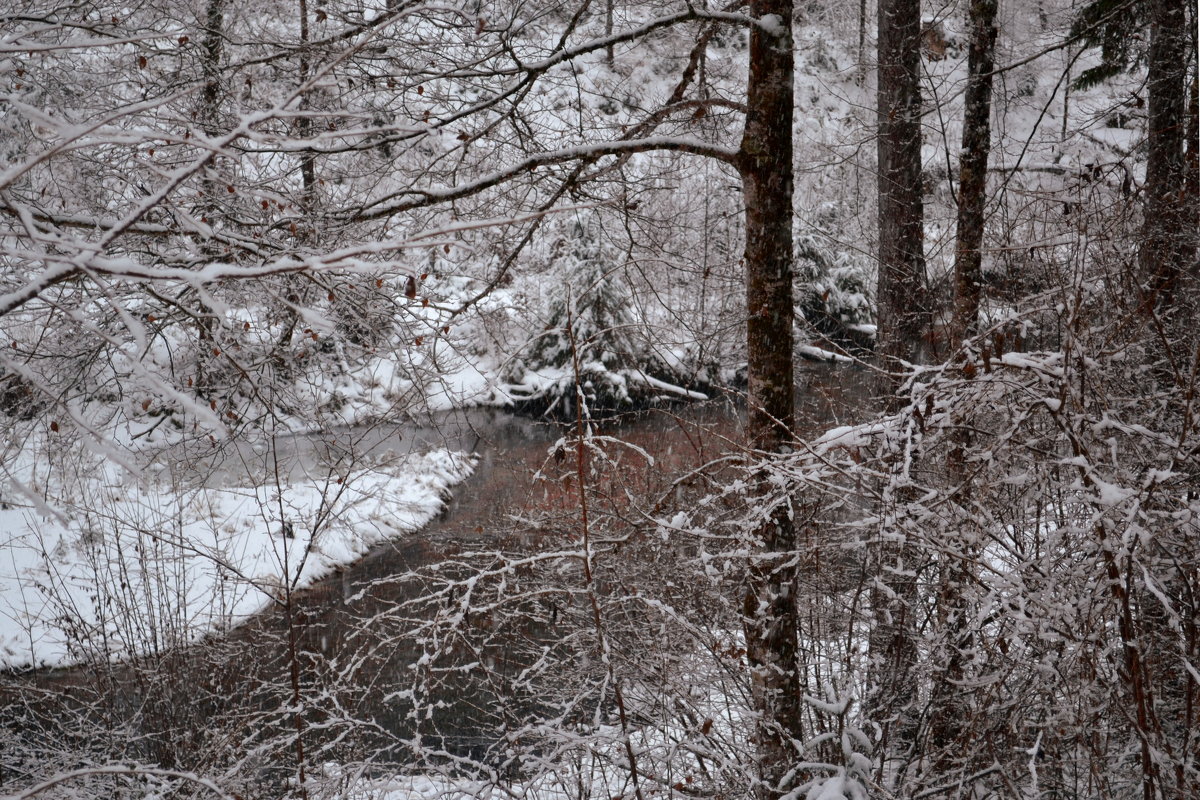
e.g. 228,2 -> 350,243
688,254 -> 1200,797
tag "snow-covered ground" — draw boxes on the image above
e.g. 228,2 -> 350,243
0,447 -> 474,669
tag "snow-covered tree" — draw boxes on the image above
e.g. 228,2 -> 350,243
507,213 -> 701,416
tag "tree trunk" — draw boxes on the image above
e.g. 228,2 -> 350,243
198,0 -> 226,213
1139,13 -> 1198,799
869,0 -> 923,775
950,0 -> 998,348
928,4 -> 998,773
200,0 -> 225,140
857,0 -> 869,84
738,1 -> 802,798
297,0 -> 317,210
195,0 -> 227,391
1139,0 -> 1194,303
876,0 -> 927,366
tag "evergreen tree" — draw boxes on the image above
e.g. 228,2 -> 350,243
1069,0 -> 1150,90
510,214 -> 697,417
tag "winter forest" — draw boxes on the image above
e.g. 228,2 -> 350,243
0,0 -> 1197,798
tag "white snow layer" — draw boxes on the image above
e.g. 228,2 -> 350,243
0,449 -> 474,669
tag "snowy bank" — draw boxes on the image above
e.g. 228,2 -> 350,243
0,449 -> 474,669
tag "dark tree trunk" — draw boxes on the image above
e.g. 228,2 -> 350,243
195,0 -> 227,388
857,0 -> 869,84
738,1 -> 802,797
297,0 -> 317,209
1139,0 -> 1194,302
929,4 -> 999,771
876,0 -> 928,366
200,0 -> 225,140
198,0 -> 226,211
1138,13 -> 1198,800
869,0 -> 923,773
950,0 -> 998,347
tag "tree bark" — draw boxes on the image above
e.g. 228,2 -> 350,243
198,0 -> 226,212
869,0 -> 923,773
876,0 -> 928,366
297,0 -> 317,210
1139,13 -> 1198,799
199,0 -> 225,140
738,1 -> 802,797
1139,0 -> 1194,303
928,4 -> 998,772
195,0 -> 227,390
950,0 -> 998,348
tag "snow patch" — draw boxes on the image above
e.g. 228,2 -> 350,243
0,449 -> 474,669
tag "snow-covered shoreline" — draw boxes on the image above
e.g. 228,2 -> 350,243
0,448 -> 475,670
